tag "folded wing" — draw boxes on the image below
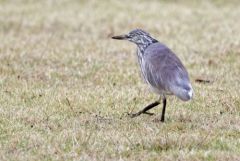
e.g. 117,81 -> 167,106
143,43 -> 193,101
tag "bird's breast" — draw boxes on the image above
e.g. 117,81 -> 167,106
137,49 -> 148,82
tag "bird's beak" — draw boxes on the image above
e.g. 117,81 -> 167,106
112,34 -> 130,40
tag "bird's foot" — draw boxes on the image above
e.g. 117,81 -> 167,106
128,111 -> 155,118
143,111 -> 154,116
128,112 -> 140,118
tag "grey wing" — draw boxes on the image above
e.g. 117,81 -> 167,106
143,43 -> 193,101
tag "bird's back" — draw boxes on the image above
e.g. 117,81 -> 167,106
140,42 -> 193,101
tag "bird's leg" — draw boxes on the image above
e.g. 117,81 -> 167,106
160,97 -> 167,122
130,100 -> 160,118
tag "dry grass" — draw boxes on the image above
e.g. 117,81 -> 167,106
0,0 -> 240,160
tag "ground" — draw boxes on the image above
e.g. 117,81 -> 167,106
0,0 -> 240,160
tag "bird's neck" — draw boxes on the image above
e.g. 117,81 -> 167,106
137,39 -> 158,54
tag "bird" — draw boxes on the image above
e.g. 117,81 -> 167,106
112,29 -> 193,122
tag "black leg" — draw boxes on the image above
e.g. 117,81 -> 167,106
160,98 -> 167,122
130,101 -> 160,118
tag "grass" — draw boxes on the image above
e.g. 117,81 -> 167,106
0,0 -> 240,160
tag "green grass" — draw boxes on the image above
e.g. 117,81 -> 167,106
0,0 -> 240,160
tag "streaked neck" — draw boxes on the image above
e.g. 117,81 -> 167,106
137,38 -> 158,54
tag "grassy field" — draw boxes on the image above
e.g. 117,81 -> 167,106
0,0 -> 240,160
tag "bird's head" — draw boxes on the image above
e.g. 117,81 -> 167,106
112,29 -> 157,46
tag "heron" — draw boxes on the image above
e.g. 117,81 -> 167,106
112,29 -> 193,122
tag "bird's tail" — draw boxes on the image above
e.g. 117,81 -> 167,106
170,84 -> 193,101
